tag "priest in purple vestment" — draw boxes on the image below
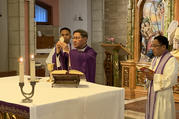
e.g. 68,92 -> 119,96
52,29 -> 97,83
69,29 -> 97,83
141,35 -> 178,119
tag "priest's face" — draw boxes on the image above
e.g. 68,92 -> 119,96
151,39 -> 166,57
73,32 -> 87,49
60,30 -> 71,44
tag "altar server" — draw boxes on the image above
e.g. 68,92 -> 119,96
46,27 -> 72,70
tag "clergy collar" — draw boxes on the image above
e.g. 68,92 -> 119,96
77,45 -> 87,52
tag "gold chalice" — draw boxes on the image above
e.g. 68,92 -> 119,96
47,63 -> 54,82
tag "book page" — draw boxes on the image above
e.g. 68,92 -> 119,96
51,70 -> 67,75
140,67 -> 154,74
51,70 -> 83,75
69,70 -> 83,75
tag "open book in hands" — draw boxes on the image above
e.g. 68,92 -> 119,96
139,67 -> 154,74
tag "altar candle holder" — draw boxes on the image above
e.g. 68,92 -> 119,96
18,55 -> 36,103
19,81 -> 36,103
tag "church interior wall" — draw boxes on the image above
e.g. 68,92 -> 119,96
104,0 -> 128,45
91,0 -> 105,84
8,0 -> 25,72
59,0 -> 91,46
7,0 -> 35,74
0,0 -> 8,72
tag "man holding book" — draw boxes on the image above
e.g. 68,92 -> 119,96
140,35 -> 178,119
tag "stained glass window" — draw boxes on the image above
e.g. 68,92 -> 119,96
35,4 -> 48,22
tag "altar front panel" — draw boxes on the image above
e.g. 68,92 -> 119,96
0,76 -> 124,119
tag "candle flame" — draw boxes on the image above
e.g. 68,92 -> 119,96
31,54 -> 34,59
19,57 -> 23,62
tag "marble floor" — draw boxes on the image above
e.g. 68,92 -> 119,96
125,97 -> 147,119
125,110 -> 145,119
125,96 -> 179,119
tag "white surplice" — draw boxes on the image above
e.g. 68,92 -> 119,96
148,56 -> 178,119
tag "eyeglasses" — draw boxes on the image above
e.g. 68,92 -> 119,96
151,44 -> 161,48
72,37 -> 82,40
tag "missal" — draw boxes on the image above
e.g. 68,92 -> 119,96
139,67 -> 154,74
51,70 -> 83,75
51,70 -> 84,88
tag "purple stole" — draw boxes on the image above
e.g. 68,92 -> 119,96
145,51 -> 173,119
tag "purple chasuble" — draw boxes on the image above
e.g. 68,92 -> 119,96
70,46 -> 97,82
145,51 -> 173,119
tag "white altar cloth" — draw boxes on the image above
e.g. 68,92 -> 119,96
0,76 -> 124,119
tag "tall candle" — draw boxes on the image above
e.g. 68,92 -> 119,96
30,54 -> 35,82
19,57 -> 24,83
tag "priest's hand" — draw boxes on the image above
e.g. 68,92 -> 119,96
56,41 -> 62,54
145,73 -> 154,81
61,42 -> 70,53
56,41 -> 70,54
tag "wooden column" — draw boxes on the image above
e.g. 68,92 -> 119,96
175,0 -> 179,22
121,60 -> 136,99
134,0 -> 146,62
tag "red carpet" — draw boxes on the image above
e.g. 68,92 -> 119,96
125,100 -> 179,118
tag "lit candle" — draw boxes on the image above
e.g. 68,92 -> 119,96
19,57 -> 24,83
30,54 -> 35,82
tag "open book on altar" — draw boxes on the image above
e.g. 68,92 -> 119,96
51,70 -> 84,75
51,70 -> 84,88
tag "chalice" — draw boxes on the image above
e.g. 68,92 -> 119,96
47,63 -> 54,82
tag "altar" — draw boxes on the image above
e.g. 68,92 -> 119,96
0,76 -> 124,119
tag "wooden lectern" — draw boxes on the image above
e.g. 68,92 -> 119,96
120,60 -> 136,99
101,43 -> 131,87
